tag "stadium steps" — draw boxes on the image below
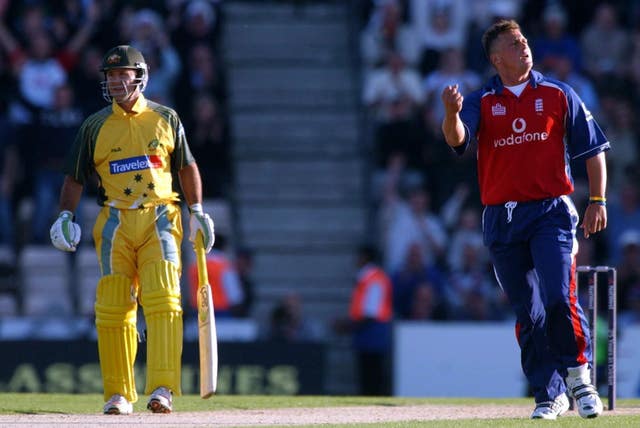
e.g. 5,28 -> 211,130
224,0 -> 364,394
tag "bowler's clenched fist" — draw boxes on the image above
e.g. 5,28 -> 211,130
441,84 -> 463,115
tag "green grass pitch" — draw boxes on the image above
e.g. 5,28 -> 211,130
0,394 -> 638,427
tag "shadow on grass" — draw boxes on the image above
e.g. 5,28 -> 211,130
14,410 -> 68,415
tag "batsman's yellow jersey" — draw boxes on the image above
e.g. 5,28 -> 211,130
65,94 -> 194,208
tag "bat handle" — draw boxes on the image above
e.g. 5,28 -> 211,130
195,230 -> 208,284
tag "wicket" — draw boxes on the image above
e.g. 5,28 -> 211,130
576,265 -> 617,411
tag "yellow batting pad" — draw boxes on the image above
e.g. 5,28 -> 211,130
139,260 -> 183,395
95,274 -> 138,403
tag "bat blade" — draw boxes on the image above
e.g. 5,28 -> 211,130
195,232 -> 218,398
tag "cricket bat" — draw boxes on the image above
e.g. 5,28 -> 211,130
195,231 -> 218,398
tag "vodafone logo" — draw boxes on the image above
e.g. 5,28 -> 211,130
512,118 -> 526,133
494,117 -> 549,148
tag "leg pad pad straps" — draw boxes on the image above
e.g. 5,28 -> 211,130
95,274 -> 138,403
139,261 -> 183,395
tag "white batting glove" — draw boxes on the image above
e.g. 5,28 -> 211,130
50,210 -> 81,252
189,203 -> 215,253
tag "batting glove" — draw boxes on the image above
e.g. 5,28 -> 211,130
50,210 -> 81,252
189,203 -> 215,253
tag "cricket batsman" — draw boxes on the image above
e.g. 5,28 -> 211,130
49,45 -> 215,415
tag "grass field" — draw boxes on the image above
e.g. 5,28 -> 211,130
0,394 -> 639,427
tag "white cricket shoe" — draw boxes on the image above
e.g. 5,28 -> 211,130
147,386 -> 173,413
531,392 -> 570,419
103,394 -> 133,415
566,364 -> 603,418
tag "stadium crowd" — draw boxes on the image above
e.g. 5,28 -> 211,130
0,0 -> 637,341
0,0 -> 230,251
0,0 -> 235,318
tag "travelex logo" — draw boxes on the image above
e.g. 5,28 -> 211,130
110,155 -> 162,174
493,118 -> 548,148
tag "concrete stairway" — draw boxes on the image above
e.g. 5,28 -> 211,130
224,1 -> 365,394
225,1 -> 365,325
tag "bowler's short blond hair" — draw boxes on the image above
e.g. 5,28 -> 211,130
482,19 -> 521,57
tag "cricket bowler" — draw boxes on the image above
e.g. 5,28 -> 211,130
441,20 -> 608,419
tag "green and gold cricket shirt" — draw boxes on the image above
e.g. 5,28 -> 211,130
65,94 -> 194,209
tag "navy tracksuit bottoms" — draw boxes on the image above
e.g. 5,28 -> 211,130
483,196 -> 593,403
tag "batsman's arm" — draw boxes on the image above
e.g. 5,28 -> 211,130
58,175 -> 84,212
178,162 -> 203,207
180,162 -> 215,252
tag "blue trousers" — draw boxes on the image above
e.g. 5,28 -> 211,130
483,196 -> 592,403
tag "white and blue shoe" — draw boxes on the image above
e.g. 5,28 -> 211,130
566,365 -> 603,418
531,393 -> 570,419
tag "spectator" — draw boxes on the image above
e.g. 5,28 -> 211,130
628,22 -> 640,99
615,230 -> 640,326
0,1 -> 99,98
186,92 -> 230,198
520,0 -> 600,38
50,0 -> 86,42
188,233 -> 245,318
0,114 -> 16,247
90,2 -> 133,49
363,49 -> 424,169
599,99 -> 638,190
176,43 -> 227,120
580,3 -> 629,86
391,241 -> 447,320
607,178 -> 640,266
446,237 -> 506,321
2,29 -> 67,111
334,244 -> 393,396
171,0 -> 221,56
409,0 -> 469,75
31,83 -> 84,244
531,4 -> 582,75
381,181 -> 447,273
129,9 -> 182,107
235,246 -> 255,318
70,45 -> 105,114
360,0 -> 420,69
265,292 -> 324,342
408,282 -> 448,320
446,206 -> 485,271
546,53 -> 600,117
438,182 -> 471,230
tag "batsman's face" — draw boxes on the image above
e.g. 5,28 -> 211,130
106,68 -> 139,102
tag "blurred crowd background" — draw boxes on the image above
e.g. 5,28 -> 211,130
0,0 -> 637,350
0,0 -> 229,248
